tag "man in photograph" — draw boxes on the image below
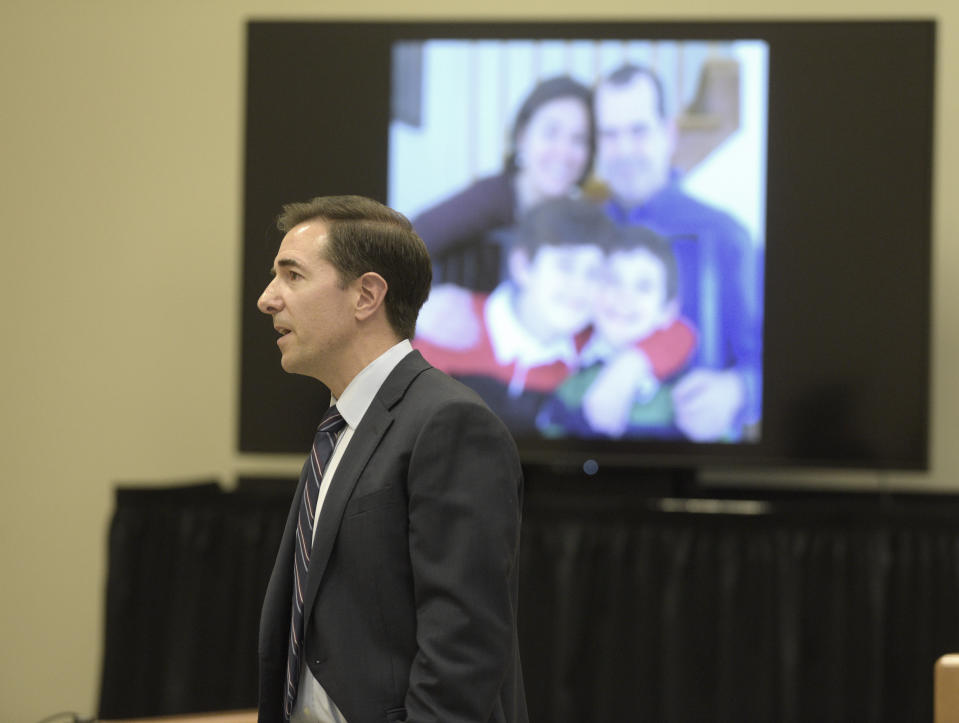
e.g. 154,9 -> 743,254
592,64 -> 763,441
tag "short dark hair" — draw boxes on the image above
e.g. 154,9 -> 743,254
506,75 -> 595,185
276,195 -> 432,340
514,197 -> 618,258
601,64 -> 669,120
613,225 -> 679,301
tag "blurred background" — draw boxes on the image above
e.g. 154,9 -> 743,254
0,1 -> 955,722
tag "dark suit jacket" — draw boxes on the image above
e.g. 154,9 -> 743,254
258,351 -> 527,723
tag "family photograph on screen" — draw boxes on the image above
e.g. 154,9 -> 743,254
389,38 -> 767,444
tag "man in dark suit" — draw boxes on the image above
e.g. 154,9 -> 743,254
255,195 -> 527,723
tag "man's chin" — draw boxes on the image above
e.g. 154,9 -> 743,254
279,353 -> 300,374
280,354 -> 321,380
609,178 -> 654,207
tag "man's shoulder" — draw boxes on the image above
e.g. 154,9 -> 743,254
409,359 -> 511,425
650,184 -> 748,238
412,362 -> 496,410
382,350 -> 490,409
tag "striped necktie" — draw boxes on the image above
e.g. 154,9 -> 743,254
284,405 -> 346,721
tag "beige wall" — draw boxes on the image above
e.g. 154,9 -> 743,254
0,0 -> 955,720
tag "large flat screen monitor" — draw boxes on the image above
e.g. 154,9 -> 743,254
240,20 -> 933,475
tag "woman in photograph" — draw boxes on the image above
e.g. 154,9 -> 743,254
412,75 -> 595,290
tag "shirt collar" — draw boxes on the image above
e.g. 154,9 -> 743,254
485,283 -> 579,369
330,339 -> 413,429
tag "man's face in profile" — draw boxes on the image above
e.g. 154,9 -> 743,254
594,75 -> 676,209
257,220 -> 356,382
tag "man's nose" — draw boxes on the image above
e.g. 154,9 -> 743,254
257,280 -> 281,314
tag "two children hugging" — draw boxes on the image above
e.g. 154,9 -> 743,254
414,197 -> 696,439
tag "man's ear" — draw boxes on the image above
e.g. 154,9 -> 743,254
354,271 -> 388,321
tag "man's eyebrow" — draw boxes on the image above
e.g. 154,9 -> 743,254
269,257 -> 305,276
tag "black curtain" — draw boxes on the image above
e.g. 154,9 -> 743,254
518,480 -> 959,723
99,478 -> 959,722
98,481 -> 293,719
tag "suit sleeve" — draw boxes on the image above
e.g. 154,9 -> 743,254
634,317 -> 698,380
403,398 -> 523,722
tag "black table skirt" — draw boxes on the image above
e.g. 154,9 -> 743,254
98,476 -> 959,722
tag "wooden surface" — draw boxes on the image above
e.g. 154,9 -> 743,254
936,655 -> 959,723
101,710 -> 257,723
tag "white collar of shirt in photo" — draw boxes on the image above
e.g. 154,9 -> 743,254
294,338 -> 413,723
485,282 -> 580,370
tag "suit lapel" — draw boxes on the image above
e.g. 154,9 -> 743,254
301,350 -> 431,629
